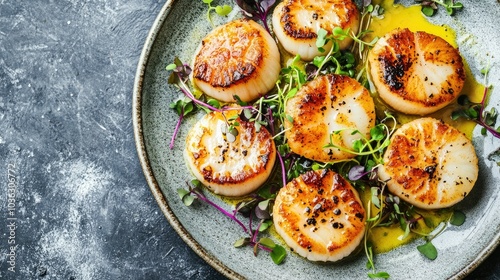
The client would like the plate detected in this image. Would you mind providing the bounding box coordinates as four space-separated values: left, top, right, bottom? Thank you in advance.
133 1 500 279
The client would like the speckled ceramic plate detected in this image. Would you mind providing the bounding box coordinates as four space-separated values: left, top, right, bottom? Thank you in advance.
133 1 500 279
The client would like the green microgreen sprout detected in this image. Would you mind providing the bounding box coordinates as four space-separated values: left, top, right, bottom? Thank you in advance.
178 180 287 264
487 147 500 165
416 0 464 17
415 210 466 260
451 65 500 139
201 0 232 26
311 23 379 84
310 27 358 80
364 197 391 279
166 58 258 148
349 0 383 87
324 112 396 167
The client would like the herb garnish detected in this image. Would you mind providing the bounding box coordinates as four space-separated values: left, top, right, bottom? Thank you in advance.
451 66 500 139
178 180 287 264
415 0 464 16
416 210 466 260
201 0 232 26
234 0 276 34
166 58 258 147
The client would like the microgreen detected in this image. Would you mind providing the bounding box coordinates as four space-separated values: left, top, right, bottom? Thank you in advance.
412 210 466 260
310 24 379 83
488 147 500 165
235 0 276 34
168 0 478 272
324 112 396 167
449 210 466 226
417 241 438 260
364 201 390 278
416 0 464 16
168 97 195 149
308 27 358 79
166 58 261 148
201 0 232 26
178 180 286 264
451 65 500 140
359 167 468 275
348 1 383 87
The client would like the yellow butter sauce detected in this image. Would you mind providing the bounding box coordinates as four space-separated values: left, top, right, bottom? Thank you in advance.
360 187 453 253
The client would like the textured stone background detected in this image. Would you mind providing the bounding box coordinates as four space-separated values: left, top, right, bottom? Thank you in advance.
0 0 498 279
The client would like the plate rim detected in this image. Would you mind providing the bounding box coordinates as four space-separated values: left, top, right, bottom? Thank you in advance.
132 1 500 279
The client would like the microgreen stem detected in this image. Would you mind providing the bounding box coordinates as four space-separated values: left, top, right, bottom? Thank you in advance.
190 188 249 234
235 0 276 34
177 77 221 112
252 219 262 243
452 67 500 140
170 109 184 149
277 151 287 187
477 86 500 138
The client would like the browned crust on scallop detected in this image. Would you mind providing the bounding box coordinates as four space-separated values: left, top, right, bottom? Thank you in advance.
274 169 365 256
279 0 359 40
369 28 465 113
193 19 266 88
380 118 477 208
285 74 375 162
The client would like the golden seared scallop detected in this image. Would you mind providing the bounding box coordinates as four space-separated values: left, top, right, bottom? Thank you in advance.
368 28 466 115
192 19 281 103
273 169 366 262
272 0 360 61
184 109 276 197
378 117 478 209
285 74 376 162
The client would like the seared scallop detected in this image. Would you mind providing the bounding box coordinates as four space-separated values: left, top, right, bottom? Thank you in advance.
192 19 281 103
184 109 276 197
273 169 366 262
285 74 376 162
272 0 360 61
368 28 466 115
377 117 478 209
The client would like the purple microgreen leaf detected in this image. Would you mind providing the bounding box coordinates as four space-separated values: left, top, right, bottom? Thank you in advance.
488 147 500 163
235 0 276 33
348 165 367 181
234 0 256 17
259 0 276 11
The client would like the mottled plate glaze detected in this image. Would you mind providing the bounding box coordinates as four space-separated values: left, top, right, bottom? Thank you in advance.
133 1 500 279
